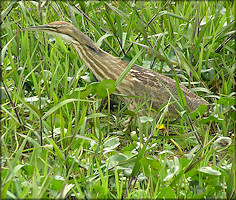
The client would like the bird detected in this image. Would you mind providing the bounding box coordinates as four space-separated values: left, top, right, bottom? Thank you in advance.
21 21 209 118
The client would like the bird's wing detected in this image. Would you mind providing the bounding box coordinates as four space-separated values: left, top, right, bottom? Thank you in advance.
129 65 207 112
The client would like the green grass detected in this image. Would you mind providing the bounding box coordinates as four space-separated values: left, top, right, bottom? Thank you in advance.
1 1 235 199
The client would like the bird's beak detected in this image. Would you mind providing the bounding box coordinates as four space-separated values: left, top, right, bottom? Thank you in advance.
21 24 73 44
21 24 53 32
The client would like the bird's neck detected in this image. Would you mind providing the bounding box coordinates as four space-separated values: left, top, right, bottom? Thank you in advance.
72 43 128 82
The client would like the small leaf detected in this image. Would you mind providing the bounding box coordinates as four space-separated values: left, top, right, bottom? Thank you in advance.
213 137 232 152
205 185 216 197
139 116 153 123
104 137 120 149
108 153 128 169
24 96 39 102
156 187 176 199
229 111 236 121
51 176 64 191
81 73 91 82
124 168 132 177
124 110 136 117
130 131 138 141
137 173 148 182
22 164 35 176
163 156 180 181
158 150 174 155
189 104 208 118
199 166 221 176
200 115 224 124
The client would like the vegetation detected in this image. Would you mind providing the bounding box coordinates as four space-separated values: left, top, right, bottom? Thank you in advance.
1 1 235 199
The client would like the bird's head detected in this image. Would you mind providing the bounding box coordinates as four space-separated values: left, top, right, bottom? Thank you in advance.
21 21 99 51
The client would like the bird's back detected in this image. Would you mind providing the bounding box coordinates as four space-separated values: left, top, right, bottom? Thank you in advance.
118 64 209 117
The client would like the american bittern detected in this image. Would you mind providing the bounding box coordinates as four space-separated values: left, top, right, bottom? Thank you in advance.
22 21 208 117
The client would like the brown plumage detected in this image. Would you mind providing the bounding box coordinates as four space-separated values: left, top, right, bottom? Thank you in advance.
22 21 209 117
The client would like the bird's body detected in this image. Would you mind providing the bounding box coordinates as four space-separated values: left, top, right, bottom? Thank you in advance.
22 21 208 117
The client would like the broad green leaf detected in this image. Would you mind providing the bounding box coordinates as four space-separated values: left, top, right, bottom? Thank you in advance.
96 79 116 98
156 187 176 199
51 176 64 191
189 104 208 118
